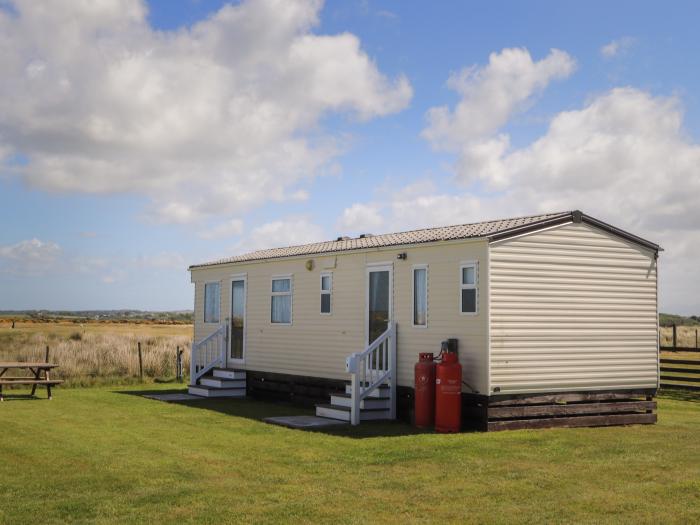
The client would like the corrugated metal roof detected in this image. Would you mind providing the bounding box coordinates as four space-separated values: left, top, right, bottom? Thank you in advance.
190 211 573 269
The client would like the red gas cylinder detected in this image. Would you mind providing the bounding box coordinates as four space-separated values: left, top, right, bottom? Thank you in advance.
414 353 436 428
435 351 462 433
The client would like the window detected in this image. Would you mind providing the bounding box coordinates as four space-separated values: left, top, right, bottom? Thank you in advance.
271 276 292 324
204 282 220 323
460 262 478 314
412 266 428 327
320 273 332 314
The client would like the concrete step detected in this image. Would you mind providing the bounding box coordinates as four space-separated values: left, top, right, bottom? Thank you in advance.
188 385 246 398
212 368 246 380
344 383 390 398
199 377 246 389
315 403 391 422
330 393 390 410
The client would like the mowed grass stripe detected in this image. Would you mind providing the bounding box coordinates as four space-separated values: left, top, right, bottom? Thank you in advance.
1 384 699 524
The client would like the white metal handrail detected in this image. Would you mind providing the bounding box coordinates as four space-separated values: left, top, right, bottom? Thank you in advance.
190 323 227 384
345 322 397 425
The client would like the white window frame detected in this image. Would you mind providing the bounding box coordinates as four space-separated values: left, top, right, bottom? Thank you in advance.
320 271 333 316
411 264 429 328
459 261 479 316
270 274 293 325
203 281 221 324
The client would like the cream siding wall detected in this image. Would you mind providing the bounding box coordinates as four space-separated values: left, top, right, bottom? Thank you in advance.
191 240 490 392
489 222 659 394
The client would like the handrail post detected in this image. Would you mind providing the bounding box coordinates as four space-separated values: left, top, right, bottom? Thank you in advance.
221 321 227 368
389 323 397 420
190 342 196 384
351 370 360 425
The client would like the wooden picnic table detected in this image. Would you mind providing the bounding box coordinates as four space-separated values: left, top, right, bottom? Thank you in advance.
0 362 62 401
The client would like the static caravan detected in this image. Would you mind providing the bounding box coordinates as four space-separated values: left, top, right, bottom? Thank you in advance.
188 211 660 430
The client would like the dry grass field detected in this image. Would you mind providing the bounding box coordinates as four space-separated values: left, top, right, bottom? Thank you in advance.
660 325 700 348
0 320 193 386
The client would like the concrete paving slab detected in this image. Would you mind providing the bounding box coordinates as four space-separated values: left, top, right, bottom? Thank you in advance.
143 393 205 402
264 415 348 429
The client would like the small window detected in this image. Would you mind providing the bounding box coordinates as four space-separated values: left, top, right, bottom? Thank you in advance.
271 277 292 324
460 262 478 314
320 273 332 315
412 266 428 327
204 282 220 323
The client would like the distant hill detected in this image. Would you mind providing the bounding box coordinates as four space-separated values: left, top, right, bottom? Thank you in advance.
0 310 193 324
659 313 700 327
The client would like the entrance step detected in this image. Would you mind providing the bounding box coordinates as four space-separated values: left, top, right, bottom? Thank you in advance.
315 403 391 422
212 368 246 380
330 393 390 410
344 383 390 398
187 384 246 398
199 377 246 389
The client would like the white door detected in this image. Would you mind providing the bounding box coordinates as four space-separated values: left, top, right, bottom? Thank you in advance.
366 265 393 345
229 277 246 366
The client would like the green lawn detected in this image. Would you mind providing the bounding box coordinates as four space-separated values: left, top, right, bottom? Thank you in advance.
1 385 699 524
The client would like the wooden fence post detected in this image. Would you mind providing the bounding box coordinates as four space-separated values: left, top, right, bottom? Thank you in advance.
672 324 677 349
175 346 182 383
696 328 698 349
138 342 143 381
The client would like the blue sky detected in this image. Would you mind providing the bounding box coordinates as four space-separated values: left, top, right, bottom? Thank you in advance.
1 0 699 313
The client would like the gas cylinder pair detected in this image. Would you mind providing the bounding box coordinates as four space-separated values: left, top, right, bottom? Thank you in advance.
414 347 462 432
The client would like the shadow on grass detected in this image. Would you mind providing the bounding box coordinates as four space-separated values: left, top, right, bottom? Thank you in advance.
658 387 700 403
0 393 45 401
117 388 437 439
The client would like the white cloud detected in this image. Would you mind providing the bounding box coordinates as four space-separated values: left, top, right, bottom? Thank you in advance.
337 179 489 234
0 236 188 286
233 216 326 254
0 238 61 275
347 51 700 314
601 37 636 59
132 252 186 271
0 0 412 224
198 219 244 240
72 256 109 275
336 203 383 234
101 275 118 285
422 48 575 150
456 88 700 219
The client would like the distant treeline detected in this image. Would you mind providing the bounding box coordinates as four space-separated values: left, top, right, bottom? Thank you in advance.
1 310 696 327
0 310 194 324
659 313 700 327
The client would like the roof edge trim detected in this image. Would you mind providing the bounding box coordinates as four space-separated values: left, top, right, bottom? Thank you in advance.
487 210 661 252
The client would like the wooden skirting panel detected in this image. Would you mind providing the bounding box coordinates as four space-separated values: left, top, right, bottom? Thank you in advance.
245 370 414 420
488 413 657 431
482 389 657 432
245 370 346 407
245 372 657 431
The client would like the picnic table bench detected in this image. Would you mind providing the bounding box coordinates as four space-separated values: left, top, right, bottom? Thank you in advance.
0 362 62 401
